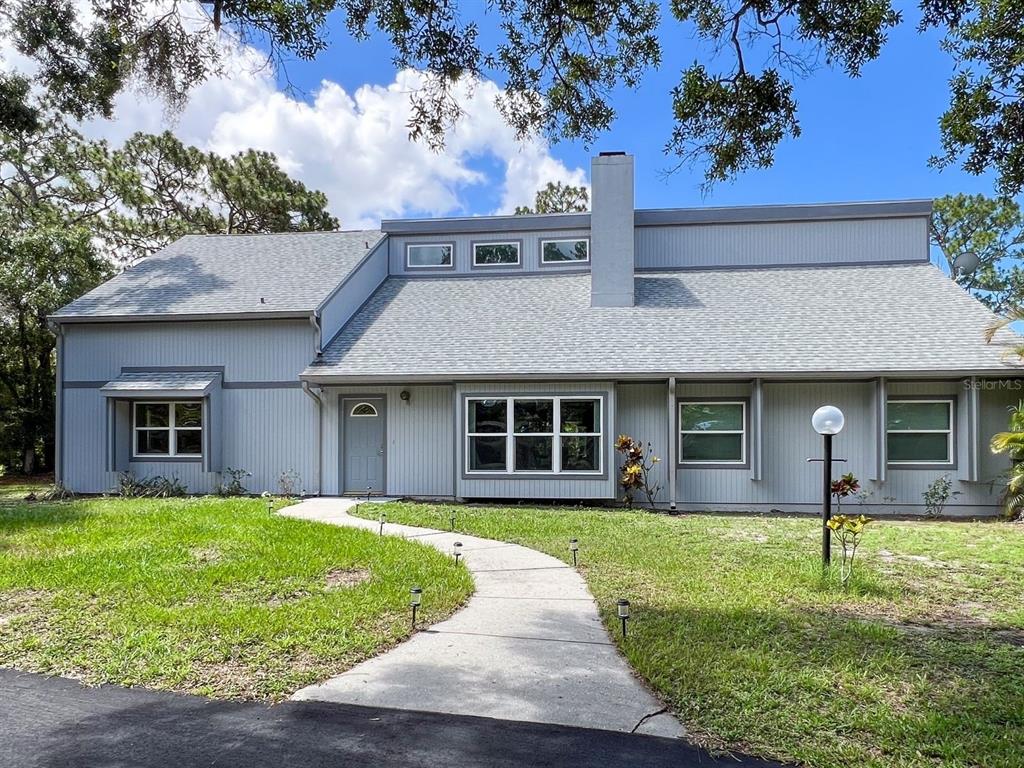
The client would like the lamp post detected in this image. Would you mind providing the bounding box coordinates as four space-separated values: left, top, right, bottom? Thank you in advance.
569 538 579 567
410 586 422 628
811 405 845 568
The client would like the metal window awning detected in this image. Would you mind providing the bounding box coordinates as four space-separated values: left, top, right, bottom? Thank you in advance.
100 371 221 398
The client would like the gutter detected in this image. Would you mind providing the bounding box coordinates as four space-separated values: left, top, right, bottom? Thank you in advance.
301 381 323 496
47 310 316 325
51 322 65 485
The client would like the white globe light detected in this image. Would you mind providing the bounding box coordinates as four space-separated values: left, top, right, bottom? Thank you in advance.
811 405 845 435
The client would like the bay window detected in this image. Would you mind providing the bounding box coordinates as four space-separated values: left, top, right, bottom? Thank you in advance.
466 396 602 474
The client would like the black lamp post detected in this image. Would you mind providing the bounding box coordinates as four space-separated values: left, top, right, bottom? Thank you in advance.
811 405 845 569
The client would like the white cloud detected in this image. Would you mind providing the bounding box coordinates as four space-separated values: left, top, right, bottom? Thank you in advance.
43 16 590 228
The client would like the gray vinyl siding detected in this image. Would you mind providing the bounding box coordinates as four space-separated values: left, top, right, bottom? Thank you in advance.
61 320 317 494
389 230 592 276
635 216 928 270
615 383 670 504
318 237 389 347
320 385 455 497
454 382 617 500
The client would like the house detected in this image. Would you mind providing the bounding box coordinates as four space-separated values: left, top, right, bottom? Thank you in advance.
51 152 1024 515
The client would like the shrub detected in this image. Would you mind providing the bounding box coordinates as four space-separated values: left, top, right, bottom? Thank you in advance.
827 513 873 588
615 435 662 509
278 469 302 497
117 472 187 498
215 467 251 496
36 482 76 501
830 472 860 513
990 401 1024 519
922 474 959 518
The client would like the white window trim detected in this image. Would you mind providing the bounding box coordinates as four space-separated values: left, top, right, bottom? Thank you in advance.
540 237 590 264
472 241 521 267
679 400 747 465
886 398 954 465
406 242 453 269
350 402 379 417
133 400 203 459
465 396 602 475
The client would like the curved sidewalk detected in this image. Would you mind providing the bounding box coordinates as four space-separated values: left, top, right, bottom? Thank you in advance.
280 498 683 738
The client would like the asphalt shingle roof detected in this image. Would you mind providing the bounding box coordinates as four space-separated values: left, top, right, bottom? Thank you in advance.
54 231 384 320
100 371 221 394
306 263 1022 379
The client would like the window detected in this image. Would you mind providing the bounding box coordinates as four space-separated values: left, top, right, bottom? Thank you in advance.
466 396 602 474
134 401 203 458
679 401 746 465
406 243 453 268
541 238 589 263
887 399 953 465
350 402 378 417
473 241 520 266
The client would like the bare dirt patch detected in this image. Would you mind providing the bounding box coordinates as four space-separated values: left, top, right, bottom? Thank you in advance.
0 589 52 627
326 568 371 590
188 546 222 566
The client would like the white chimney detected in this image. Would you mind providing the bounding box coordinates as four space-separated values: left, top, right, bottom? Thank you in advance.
590 152 635 307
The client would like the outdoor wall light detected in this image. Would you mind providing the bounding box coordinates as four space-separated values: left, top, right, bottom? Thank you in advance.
410 586 422 627
811 405 845 568
378 511 387 536
400 390 411 402
453 541 463 564
617 599 631 638
569 538 579 567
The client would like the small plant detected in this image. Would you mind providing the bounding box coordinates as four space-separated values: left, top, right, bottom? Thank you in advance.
117 472 186 498
830 472 860 513
827 514 873 588
278 469 302 497
37 482 76 501
216 467 251 496
990 401 1024 519
922 474 959 518
615 435 662 509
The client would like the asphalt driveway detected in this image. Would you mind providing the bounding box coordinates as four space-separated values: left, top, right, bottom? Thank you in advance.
1 669 784 767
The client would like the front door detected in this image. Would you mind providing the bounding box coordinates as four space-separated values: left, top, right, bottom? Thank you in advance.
343 398 385 495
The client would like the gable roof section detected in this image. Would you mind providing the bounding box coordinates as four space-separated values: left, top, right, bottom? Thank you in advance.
53 230 385 322
305 263 1022 380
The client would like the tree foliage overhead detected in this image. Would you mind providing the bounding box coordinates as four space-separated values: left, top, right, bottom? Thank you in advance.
0 103 337 474
514 181 589 215
931 193 1024 314
2 2 1023 192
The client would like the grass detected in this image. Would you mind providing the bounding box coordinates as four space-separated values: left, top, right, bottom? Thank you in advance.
0 474 52 501
0 496 472 700
354 502 1024 768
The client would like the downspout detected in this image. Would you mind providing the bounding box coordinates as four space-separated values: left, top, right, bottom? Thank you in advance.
302 381 323 496
309 312 322 356
667 376 676 510
51 321 64 486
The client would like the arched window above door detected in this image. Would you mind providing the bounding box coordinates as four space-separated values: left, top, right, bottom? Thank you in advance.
350 402 378 417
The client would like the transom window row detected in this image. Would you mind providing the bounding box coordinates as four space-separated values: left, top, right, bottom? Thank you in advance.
406 238 590 268
466 396 602 474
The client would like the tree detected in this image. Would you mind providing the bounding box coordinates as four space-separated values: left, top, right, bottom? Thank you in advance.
3 2 1023 193
514 181 589 215
0 105 337 473
931 194 1024 313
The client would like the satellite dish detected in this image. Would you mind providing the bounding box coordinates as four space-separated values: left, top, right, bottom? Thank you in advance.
952 251 980 275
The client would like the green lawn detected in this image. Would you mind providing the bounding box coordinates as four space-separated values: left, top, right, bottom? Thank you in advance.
0 496 472 700
0 474 52 501
355 502 1024 768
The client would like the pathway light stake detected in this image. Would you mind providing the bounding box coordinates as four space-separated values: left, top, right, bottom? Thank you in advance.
811 405 845 570
261 491 273 515
450 511 457 531
378 511 387 536
366 485 372 501
617 599 631 638
453 541 463 564
410 586 422 628
569 538 579 567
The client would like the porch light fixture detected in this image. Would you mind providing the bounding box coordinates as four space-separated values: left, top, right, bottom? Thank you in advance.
569 538 579 567
410 586 422 627
617 599 631 638
453 541 463 564
811 405 845 569
378 511 387 536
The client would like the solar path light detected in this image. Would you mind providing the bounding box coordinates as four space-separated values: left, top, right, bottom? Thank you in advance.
617 599 631 638
410 586 422 628
453 541 463 564
569 538 579 567
378 511 387 536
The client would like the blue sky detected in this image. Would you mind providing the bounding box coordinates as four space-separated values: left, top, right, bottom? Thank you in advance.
270 3 999 213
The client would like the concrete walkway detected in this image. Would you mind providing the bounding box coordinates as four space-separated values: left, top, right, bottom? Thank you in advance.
279 498 684 738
